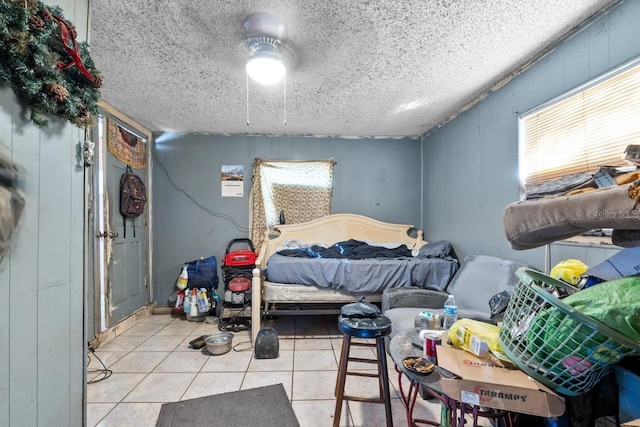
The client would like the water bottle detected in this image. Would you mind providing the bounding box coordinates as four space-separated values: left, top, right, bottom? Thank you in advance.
443 295 458 329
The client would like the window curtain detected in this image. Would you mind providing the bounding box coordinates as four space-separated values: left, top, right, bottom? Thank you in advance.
249 159 335 253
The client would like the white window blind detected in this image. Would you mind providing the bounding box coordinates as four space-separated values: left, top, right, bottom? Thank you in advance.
520 61 640 188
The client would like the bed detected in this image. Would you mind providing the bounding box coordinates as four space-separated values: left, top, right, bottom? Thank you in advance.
250 213 459 342
503 179 640 250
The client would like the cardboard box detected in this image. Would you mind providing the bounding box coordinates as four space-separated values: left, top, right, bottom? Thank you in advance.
622 420 640 427
436 343 565 417
586 247 640 281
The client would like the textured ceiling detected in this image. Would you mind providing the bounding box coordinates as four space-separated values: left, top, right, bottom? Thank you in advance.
89 0 616 138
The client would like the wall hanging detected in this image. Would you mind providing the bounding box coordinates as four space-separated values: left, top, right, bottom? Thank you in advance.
107 119 146 169
0 0 102 127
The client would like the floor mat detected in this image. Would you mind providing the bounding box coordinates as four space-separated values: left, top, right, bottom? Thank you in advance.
155 383 300 427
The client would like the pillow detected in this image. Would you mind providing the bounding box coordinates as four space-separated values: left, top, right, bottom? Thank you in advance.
415 240 458 260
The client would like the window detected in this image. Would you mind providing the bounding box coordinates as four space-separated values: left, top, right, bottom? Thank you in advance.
249 159 335 251
519 60 640 190
259 160 334 227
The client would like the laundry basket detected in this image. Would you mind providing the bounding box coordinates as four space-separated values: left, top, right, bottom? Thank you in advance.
498 268 640 396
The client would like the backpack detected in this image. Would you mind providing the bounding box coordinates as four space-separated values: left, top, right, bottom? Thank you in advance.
120 165 147 237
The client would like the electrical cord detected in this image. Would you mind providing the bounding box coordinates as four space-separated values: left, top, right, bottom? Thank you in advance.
86 346 112 384
223 266 253 281
215 301 253 352
218 313 251 333
218 299 252 333
232 341 253 352
151 147 249 233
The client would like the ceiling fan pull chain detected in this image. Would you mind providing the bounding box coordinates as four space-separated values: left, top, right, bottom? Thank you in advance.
283 72 287 126
246 72 250 126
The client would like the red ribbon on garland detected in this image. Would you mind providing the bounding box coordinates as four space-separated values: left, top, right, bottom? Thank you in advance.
41 8 95 82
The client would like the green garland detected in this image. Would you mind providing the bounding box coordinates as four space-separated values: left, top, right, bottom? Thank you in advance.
0 0 102 127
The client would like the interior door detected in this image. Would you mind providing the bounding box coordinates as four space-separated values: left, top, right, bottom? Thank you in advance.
102 120 149 326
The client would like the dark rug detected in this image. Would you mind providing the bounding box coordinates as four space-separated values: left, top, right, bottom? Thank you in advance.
155 383 300 427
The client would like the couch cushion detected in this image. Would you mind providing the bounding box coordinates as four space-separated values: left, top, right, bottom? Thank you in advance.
445 255 526 315
381 287 449 313
383 255 531 340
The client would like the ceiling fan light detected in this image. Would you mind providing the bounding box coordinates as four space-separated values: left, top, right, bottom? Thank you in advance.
246 54 285 85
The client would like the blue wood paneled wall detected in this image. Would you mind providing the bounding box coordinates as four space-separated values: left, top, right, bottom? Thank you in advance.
421 0 637 269
151 134 421 305
0 1 88 425
0 86 86 425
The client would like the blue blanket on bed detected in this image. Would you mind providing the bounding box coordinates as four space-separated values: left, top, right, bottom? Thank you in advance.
267 240 459 293
277 239 413 259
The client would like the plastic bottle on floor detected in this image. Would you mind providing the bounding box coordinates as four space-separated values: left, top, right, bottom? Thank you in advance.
190 288 199 317
174 290 185 310
197 288 209 313
443 295 458 330
176 265 189 290
183 291 191 314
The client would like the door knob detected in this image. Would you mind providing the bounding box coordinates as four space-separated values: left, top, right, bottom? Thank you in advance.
96 231 119 239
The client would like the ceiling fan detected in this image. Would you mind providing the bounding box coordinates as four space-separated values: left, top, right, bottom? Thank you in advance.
241 12 295 85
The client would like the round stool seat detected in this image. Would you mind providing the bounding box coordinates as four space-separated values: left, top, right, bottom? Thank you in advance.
338 315 392 338
334 314 394 426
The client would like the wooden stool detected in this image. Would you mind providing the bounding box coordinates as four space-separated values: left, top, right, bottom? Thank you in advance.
333 315 393 427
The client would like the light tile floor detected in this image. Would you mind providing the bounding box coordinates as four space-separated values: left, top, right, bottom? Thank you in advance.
86 314 447 427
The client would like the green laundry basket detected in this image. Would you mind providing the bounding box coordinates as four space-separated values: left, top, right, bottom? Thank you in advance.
498 268 640 396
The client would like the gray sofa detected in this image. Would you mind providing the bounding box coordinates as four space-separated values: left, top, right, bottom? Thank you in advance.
382 254 529 339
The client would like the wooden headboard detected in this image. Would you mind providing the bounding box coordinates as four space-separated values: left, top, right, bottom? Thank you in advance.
256 213 426 266
250 213 426 343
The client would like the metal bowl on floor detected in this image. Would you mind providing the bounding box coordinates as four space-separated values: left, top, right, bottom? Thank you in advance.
205 332 234 355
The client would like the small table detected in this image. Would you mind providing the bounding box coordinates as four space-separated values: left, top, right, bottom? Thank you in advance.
389 329 513 427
